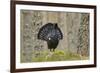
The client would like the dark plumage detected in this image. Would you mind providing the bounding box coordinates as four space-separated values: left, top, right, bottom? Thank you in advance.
37 23 63 52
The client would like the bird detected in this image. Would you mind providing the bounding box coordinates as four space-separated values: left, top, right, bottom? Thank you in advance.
37 23 63 52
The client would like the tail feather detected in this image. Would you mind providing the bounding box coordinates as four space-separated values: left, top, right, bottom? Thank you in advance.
37 23 63 41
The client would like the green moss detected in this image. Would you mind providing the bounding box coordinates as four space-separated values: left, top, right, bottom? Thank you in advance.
31 49 88 62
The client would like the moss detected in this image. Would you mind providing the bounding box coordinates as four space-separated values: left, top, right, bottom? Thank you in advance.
31 49 88 62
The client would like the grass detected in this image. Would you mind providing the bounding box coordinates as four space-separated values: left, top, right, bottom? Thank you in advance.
31 49 89 62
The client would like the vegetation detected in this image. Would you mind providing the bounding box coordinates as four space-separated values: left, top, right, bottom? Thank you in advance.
31 49 88 62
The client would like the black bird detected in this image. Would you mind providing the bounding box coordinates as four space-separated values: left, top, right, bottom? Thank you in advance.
37 23 63 52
